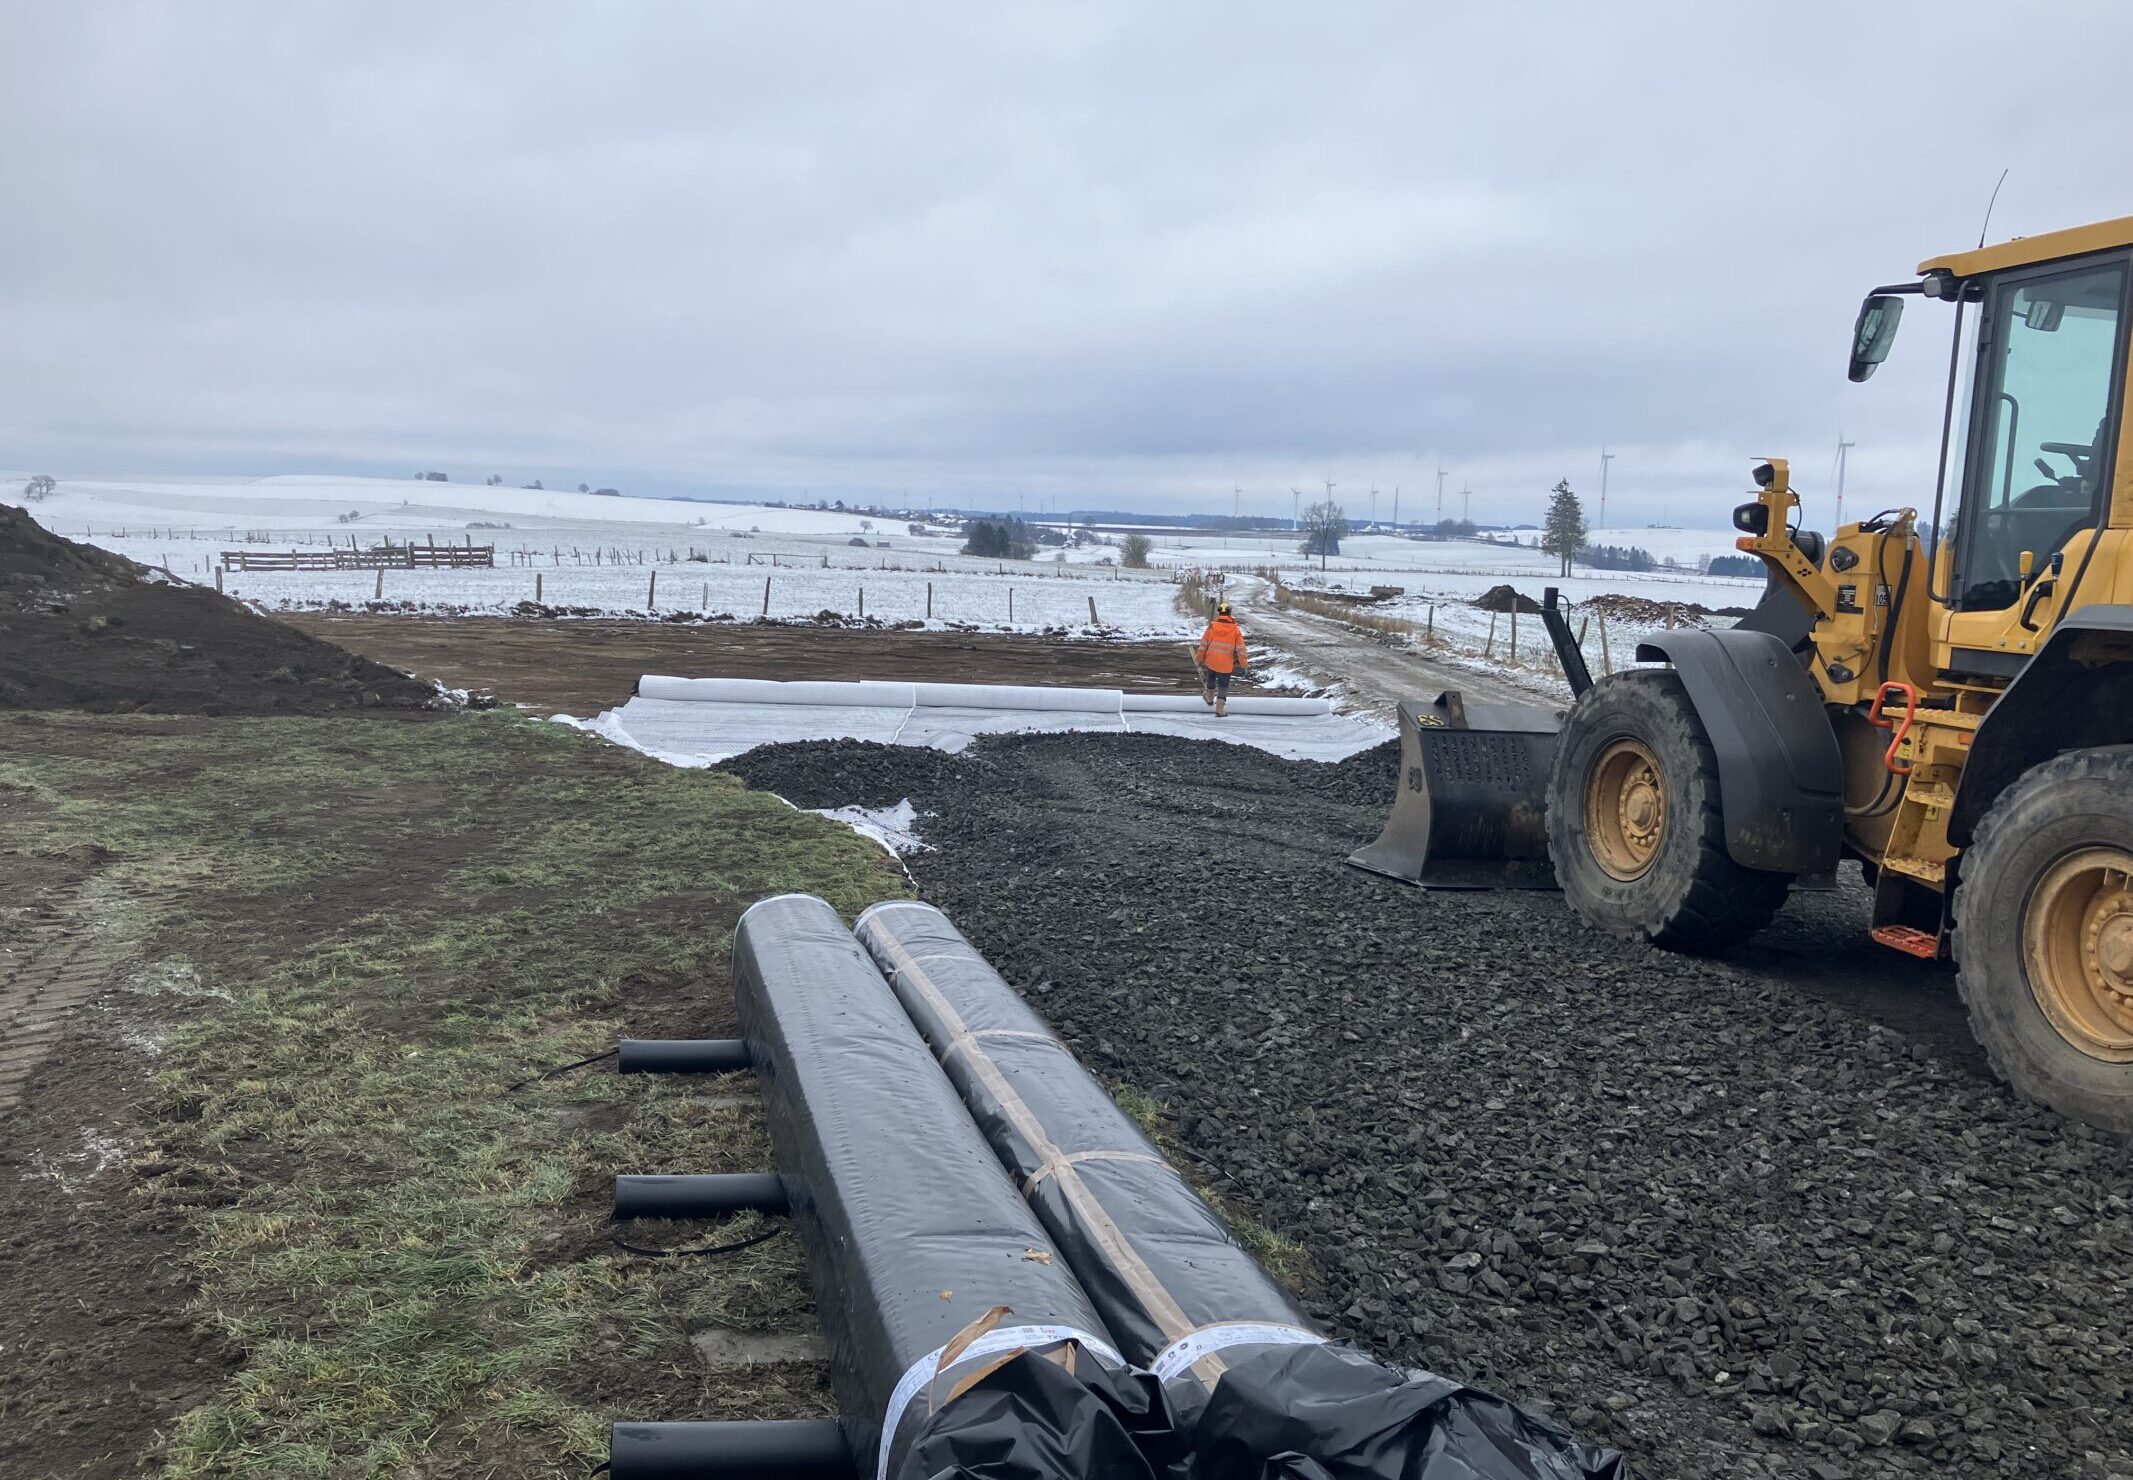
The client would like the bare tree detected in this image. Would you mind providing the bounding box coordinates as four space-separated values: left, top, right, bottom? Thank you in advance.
1299 500 1349 571
1121 532 1154 568
23 474 56 502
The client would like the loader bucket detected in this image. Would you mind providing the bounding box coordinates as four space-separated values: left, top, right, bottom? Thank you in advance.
1348 691 1563 889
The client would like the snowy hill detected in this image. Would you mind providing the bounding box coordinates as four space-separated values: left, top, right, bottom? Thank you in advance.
0 472 899 539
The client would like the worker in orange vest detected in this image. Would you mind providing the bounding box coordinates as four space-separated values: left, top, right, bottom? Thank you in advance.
1194 599 1250 716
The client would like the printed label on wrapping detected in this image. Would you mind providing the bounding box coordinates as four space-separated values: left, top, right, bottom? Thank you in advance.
1148 1321 1325 1384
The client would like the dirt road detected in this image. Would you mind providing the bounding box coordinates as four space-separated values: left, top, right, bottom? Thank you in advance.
1237 580 1544 718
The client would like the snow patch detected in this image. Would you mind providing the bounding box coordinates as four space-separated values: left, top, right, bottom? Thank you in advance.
810 799 927 856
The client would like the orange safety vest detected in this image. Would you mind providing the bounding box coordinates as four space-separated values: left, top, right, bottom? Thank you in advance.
1196 614 1248 674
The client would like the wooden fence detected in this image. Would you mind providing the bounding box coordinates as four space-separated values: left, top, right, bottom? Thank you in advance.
220 545 495 572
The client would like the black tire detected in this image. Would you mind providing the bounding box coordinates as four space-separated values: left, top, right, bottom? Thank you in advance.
1955 745 2133 1133
1545 669 1791 952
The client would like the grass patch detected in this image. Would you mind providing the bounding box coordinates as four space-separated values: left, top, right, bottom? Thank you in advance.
0 711 904 1477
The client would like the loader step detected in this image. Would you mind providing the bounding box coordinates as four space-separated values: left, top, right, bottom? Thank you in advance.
1870 924 1941 959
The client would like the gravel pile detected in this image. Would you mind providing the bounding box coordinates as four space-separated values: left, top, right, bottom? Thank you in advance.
721 733 2133 1480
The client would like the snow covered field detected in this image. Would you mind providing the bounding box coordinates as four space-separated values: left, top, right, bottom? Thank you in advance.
5 473 1193 635
3 473 1769 666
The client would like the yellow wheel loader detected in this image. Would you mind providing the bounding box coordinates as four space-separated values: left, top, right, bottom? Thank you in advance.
1355 214 2133 1131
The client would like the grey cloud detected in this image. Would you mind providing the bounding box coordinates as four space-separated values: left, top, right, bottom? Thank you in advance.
4 2 2130 528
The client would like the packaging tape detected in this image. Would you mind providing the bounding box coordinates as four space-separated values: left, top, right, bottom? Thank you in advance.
876 1324 1124 1480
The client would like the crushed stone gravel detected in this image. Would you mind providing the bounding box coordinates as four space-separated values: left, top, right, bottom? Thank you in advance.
720 731 2133 1480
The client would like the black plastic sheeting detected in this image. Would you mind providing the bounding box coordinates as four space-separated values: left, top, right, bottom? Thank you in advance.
724 894 1132 1480
854 899 1307 1370
854 899 1628 1480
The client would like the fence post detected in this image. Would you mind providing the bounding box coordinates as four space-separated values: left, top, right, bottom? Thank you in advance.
648 570 657 610
1485 610 1497 658
762 575 772 617
1509 605 1518 663
926 581 933 619
535 572 543 603
1666 603 1677 629
1598 611 1613 675
214 567 223 594
858 585 865 620
1008 587 1014 622
702 580 709 611
1088 595 1099 625
1426 605 1434 642
374 567 384 601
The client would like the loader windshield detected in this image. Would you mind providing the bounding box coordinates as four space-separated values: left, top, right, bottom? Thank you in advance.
1953 256 2129 610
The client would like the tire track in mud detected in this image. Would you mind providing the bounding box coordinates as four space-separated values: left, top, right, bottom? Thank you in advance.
0 883 116 1110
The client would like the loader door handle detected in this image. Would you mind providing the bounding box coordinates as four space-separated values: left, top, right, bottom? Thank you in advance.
2018 576 2055 632
1867 681 1918 777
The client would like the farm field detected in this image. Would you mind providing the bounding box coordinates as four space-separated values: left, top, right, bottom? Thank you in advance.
7 473 1779 702
278 615 1224 715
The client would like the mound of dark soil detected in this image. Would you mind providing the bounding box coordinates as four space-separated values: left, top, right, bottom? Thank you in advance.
1472 584 1543 614
0 505 439 714
721 730 2133 1479
1581 592 1714 626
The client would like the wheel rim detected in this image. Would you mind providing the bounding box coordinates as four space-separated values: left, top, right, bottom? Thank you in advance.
1586 738 1667 881
2023 847 2133 1062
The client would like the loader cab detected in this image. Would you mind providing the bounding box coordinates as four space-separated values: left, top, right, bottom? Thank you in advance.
1948 258 2127 633
1861 219 2133 680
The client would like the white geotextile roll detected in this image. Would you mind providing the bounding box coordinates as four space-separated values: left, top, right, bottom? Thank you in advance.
634 675 1331 718
636 676 918 708
909 682 1125 714
1122 693 1333 716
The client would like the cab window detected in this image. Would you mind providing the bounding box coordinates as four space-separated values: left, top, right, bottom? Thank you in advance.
1956 257 2127 610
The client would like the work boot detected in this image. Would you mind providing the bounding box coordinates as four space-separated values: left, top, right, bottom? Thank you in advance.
1215 696 1228 718
1202 686 1214 707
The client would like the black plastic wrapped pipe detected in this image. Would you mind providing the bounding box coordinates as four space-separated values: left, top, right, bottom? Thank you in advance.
721 894 1141 1480
854 900 1629 1480
854 898 1310 1378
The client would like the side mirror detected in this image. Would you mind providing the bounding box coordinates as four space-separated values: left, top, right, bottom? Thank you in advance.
1848 294 1904 382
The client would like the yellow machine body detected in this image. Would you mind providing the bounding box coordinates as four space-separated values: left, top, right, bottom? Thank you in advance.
1734 214 2133 955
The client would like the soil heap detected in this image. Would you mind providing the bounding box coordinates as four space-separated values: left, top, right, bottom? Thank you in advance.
0 505 438 714
1581 592 1714 626
1472 583 1544 614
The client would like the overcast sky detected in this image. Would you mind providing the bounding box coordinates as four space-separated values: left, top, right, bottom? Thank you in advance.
5 4 2129 527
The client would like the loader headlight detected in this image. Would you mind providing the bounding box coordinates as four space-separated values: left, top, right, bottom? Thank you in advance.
1752 461 1776 489
1733 501 1770 535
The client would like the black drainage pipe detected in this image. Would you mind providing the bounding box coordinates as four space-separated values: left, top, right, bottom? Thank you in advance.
654 892 1118 1480
613 1172 787 1220
609 1418 853 1480
618 1037 751 1075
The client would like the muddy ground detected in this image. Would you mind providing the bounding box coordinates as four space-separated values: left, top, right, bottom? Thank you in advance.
722 734 2133 1480
281 614 1230 714
0 713 898 1476
0 506 437 714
